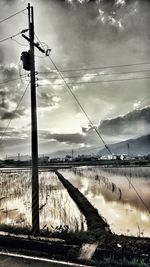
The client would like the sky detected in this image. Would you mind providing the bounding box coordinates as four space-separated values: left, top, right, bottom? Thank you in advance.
0 0 150 158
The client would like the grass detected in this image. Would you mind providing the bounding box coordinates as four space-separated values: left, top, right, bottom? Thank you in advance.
0 223 93 244
95 257 150 267
0 224 149 267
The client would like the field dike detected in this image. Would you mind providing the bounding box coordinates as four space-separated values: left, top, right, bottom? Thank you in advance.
55 170 110 233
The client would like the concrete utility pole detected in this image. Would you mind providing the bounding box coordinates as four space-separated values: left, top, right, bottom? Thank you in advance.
21 3 51 235
127 143 130 156
28 3 39 235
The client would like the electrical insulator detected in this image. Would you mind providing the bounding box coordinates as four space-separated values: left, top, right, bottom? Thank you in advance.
21 51 31 71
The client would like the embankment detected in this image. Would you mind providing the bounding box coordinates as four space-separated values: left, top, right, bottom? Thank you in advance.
55 170 110 233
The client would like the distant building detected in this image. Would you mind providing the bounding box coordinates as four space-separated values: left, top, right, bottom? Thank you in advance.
38 156 49 164
4 159 15 164
49 157 63 163
65 155 72 162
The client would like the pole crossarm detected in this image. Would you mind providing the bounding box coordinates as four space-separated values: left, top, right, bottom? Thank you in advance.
22 33 51 55
22 33 45 53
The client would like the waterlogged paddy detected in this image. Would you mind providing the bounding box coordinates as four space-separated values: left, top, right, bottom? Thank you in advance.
0 167 149 237
0 170 85 232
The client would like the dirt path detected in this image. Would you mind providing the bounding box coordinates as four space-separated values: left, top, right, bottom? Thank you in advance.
55 170 110 233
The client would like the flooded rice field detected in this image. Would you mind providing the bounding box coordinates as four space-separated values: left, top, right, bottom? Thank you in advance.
0 166 149 237
0 170 85 232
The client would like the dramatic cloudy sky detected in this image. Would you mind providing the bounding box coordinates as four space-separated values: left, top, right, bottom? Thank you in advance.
0 0 150 158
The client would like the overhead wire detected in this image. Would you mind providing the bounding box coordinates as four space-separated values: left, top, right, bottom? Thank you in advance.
0 7 29 142
34 33 47 58
34 33 48 51
0 31 23 44
44 57 150 215
0 82 30 144
28 33 150 215
47 56 112 155
38 61 150 75
18 59 30 85
0 75 28 87
38 68 150 80
68 76 150 85
38 75 150 86
34 31 112 153
124 175 150 215
11 37 28 47
0 8 27 25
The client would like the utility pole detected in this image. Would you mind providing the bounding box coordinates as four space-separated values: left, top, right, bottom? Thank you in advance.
28 3 39 235
71 149 74 160
21 3 51 235
127 143 130 157
18 153 20 162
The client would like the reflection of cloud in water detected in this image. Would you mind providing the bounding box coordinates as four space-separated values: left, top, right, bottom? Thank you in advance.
62 167 150 237
66 167 150 212
0 168 149 237
101 168 150 212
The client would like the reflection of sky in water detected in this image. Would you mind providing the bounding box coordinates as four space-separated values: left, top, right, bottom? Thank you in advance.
61 167 150 237
0 167 149 237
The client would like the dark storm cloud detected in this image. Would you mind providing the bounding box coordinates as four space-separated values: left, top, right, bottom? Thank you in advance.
0 63 27 121
0 91 9 109
40 131 87 144
43 0 150 65
37 0 150 114
1 0 150 154
1 108 25 120
0 64 18 80
99 107 150 137
0 64 16 74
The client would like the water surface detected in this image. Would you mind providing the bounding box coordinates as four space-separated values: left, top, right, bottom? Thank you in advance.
0 167 149 237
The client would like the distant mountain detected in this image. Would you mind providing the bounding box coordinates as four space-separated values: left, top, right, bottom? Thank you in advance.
48 135 150 157
98 135 150 156
99 107 150 138
5 135 150 161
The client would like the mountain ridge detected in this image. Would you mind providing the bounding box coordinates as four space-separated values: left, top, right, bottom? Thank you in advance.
98 134 150 156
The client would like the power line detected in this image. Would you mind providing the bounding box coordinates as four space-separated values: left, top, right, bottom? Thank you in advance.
68 75 150 85
42 59 150 214
125 175 150 215
0 82 30 144
38 69 150 80
11 37 28 47
34 33 48 51
34 34 149 215
0 8 27 25
0 31 23 44
47 56 112 155
0 75 28 87
34 34 47 58
38 61 150 75
38 75 150 86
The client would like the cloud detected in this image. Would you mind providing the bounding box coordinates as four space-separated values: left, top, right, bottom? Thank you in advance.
0 0 150 155
99 107 150 139
0 64 18 79
40 131 87 145
37 91 61 108
1 108 25 120
0 62 29 123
